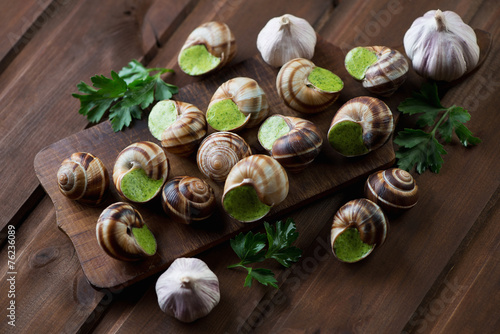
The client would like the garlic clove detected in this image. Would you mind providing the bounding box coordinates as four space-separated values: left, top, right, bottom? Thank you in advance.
156 257 220 323
257 14 317 67
403 9 480 82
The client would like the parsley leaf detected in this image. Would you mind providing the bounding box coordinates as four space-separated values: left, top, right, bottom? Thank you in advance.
72 60 178 132
244 268 278 288
395 82 481 174
264 219 302 267
228 218 302 288
229 231 267 265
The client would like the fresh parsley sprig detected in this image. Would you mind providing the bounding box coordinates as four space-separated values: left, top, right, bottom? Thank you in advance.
72 60 178 132
228 218 302 288
394 82 481 174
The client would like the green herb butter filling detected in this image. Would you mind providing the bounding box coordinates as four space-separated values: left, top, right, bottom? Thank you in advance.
328 120 368 156
148 100 178 140
223 185 271 222
258 116 291 150
179 44 221 76
206 99 247 131
120 168 164 202
345 47 378 80
334 228 374 262
132 225 157 255
308 67 344 92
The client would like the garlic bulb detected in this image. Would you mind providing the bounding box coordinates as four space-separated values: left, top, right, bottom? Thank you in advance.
404 9 480 82
257 14 316 67
156 257 220 323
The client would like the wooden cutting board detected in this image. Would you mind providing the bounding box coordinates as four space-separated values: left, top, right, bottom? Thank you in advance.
34 38 400 289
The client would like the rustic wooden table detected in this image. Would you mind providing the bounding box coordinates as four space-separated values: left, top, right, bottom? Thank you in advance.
1 0 499 333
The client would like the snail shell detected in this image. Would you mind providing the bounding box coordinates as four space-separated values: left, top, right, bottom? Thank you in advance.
331 198 388 263
57 152 109 205
357 46 409 97
258 115 323 172
196 132 252 183
161 176 216 224
364 168 418 214
223 154 289 222
276 58 343 114
178 21 236 76
207 77 269 131
157 101 207 156
328 96 394 157
96 202 157 261
113 141 169 203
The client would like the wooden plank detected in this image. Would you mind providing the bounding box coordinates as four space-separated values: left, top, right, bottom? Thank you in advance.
34 37 399 289
0 0 55 70
403 190 500 334
0 0 194 230
0 196 104 333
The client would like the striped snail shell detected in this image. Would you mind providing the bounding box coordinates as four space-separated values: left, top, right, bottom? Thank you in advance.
196 132 252 183
328 96 394 157
161 176 216 224
57 152 109 205
206 77 269 131
331 198 388 263
276 58 343 114
113 141 169 203
96 202 157 261
151 100 207 156
223 155 289 223
178 21 236 76
365 168 418 214
345 46 409 97
258 115 322 172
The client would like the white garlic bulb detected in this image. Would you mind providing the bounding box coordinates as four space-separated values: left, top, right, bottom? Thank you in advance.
155 257 220 323
403 9 480 82
257 14 317 67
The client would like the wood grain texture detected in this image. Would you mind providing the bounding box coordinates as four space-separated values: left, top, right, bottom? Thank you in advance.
34 38 397 289
0 0 55 69
0 0 195 230
0 197 104 334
